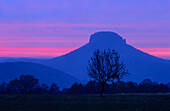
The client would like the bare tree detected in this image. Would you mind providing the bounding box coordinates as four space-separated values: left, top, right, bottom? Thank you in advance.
87 49 128 96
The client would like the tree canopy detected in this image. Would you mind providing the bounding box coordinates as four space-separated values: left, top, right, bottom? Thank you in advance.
87 49 128 96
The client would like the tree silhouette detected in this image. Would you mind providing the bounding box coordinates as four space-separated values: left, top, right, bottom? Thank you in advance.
6 75 39 94
0 82 7 94
87 49 128 96
19 75 39 93
50 83 59 94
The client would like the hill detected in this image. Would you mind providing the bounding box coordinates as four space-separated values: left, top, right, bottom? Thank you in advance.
0 62 78 88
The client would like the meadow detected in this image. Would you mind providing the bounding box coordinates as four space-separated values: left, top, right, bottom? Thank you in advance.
0 93 169 111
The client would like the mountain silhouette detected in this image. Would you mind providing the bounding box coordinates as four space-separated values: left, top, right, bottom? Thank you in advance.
1 31 170 84
0 62 78 88
45 31 170 83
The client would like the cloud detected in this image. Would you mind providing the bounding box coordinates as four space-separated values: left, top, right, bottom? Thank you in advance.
0 0 170 24
0 47 76 57
137 48 170 58
0 0 170 59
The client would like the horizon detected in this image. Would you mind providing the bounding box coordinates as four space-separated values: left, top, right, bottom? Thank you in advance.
0 1 170 110
0 0 170 60
0 33 170 60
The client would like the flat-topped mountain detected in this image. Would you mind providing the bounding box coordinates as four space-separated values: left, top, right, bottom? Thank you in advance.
47 31 170 83
1 31 170 84
89 32 126 44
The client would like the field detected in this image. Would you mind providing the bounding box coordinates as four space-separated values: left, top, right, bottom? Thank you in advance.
0 94 169 111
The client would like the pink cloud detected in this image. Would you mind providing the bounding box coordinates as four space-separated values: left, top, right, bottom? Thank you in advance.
137 48 170 57
0 23 169 59
0 47 76 57
0 39 87 43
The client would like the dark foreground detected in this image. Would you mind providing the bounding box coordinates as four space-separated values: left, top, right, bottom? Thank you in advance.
0 94 169 111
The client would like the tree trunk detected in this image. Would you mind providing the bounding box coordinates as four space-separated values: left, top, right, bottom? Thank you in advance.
100 84 105 97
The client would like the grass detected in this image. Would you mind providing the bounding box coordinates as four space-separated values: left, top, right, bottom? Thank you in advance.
0 93 169 111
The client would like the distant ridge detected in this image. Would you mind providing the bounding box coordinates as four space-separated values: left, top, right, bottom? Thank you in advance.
0 62 78 88
1 31 170 84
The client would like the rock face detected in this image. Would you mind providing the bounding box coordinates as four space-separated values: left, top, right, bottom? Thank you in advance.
46 31 170 83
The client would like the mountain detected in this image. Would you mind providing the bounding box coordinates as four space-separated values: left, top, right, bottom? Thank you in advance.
0 57 47 63
0 57 16 61
0 62 78 88
45 31 170 83
1 31 170 83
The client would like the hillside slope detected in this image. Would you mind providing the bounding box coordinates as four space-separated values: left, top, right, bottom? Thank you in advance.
46 32 170 83
1 32 169 83
0 62 78 88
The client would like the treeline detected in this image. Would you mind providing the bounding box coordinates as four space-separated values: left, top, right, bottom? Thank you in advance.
64 80 169 94
0 75 169 94
0 75 59 94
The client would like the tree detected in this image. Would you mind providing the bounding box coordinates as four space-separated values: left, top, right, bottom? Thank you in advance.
50 83 60 94
6 75 39 94
84 81 100 94
68 82 84 94
19 75 39 93
6 78 22 94
0 82 7 94
87 49 128 96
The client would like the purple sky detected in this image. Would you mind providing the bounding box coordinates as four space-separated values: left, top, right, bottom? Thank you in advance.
0 0 170 59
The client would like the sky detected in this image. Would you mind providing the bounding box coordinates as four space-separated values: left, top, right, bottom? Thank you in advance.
0 0 170 59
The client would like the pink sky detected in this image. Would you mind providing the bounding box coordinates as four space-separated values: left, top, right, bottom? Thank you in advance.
0 0 170 59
